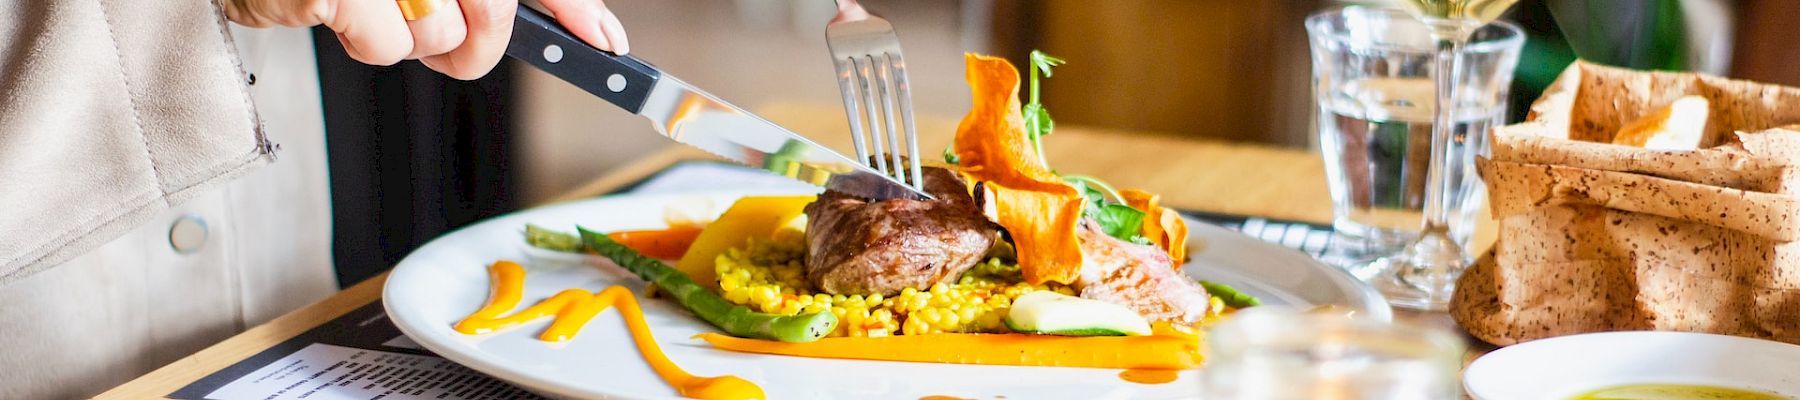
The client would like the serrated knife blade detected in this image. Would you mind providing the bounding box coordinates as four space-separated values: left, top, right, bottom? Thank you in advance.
505 5 929 201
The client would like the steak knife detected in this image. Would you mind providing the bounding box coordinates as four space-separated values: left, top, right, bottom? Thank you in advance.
505 5 930 201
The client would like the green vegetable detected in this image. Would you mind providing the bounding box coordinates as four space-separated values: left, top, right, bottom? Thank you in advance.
1002 291 1151 336
1022 50 1066 167
576 226 838 342
1008 51 1153 244
1091 203 1146 241
525 224 582 252
1065 176 1147 242
762 140 811 177
1200 280 1261 308
1127 235 1154 246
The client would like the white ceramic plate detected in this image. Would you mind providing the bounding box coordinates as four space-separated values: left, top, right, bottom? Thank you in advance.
384 189 1389 399
1465 331 1800 399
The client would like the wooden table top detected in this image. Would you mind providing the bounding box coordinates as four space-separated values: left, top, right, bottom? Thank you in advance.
100 102 1495 399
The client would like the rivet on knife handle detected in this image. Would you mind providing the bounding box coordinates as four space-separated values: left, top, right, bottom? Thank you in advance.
506 5 661 114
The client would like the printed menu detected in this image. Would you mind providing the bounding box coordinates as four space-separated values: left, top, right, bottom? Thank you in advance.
169 303 544 400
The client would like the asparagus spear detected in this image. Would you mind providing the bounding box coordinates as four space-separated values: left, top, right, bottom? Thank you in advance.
525 224 583 252
1199 280 1261 308
576 226 838 342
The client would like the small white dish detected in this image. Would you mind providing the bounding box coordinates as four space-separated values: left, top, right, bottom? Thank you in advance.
1464 331 1800 399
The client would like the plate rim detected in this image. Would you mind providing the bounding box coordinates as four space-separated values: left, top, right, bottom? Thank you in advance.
382 188 1390 399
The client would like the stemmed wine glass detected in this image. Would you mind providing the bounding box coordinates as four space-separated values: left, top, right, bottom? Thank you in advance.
1366 0 1521 311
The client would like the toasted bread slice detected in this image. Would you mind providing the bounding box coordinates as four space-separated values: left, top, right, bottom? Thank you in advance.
1612 95 1709 150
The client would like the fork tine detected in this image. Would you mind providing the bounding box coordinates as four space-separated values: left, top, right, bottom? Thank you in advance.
834 59 871 163
884 52 924 188
871 54 907 186
827 2 929 197
852 55 889 175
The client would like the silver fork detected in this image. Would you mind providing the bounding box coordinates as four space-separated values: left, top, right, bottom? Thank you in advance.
826 0 925 192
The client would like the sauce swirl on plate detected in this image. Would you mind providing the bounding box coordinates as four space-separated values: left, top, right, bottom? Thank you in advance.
455 261 764 400
1118 368 1179 384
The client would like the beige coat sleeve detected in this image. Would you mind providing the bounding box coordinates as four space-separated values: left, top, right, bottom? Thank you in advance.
0 2 337 399
0 0 271 280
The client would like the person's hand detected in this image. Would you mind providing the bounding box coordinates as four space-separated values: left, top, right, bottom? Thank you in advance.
224 0 630 80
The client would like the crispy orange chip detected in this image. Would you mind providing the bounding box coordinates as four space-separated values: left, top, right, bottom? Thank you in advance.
1121 189 1189 264
952 54 1086 284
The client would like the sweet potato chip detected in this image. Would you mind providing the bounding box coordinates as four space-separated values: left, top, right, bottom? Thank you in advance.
953 54 1086 284
1121 189 1189 264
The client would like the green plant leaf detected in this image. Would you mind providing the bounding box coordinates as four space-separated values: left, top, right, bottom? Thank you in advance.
1029 50 1067 79
1128 235 1153 246
1091 203 1146 241
1024 105 1055 138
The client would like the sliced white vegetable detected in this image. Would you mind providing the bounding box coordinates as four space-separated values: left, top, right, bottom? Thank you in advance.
1006 291 1152 336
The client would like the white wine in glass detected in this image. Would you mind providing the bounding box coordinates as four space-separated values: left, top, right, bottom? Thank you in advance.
1365 0 1519 311
1401 0 1520 26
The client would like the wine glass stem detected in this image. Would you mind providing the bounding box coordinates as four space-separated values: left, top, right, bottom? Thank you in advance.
1421 37 1467 236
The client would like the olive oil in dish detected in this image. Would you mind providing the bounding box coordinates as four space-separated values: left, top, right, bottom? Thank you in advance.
1569 383 1792 400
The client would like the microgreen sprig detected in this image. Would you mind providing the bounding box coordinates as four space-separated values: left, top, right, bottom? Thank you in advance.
1023 50 1066 168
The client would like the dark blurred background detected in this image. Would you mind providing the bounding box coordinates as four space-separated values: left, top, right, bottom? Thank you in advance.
315 0 1800 285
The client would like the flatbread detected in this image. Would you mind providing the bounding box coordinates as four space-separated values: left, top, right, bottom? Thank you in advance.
1452 61 1800 346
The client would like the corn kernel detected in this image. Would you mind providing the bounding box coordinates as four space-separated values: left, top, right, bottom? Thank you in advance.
713 233 1069 337
930 283 949 295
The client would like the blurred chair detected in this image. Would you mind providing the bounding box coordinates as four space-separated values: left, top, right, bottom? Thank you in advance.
1732 0 1800 86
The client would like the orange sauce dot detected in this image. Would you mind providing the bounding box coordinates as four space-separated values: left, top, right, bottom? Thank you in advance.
1118 368 1179 384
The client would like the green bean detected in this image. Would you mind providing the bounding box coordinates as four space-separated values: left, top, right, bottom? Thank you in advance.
1199 280 1262 308
524 224 582 252
577 226 837 342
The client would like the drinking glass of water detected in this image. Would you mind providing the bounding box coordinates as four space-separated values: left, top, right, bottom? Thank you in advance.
1200 309 1466 400
1304 6 1523 276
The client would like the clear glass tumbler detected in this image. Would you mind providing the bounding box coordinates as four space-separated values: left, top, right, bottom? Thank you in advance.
1200 309 1466 400
1305 6 1524 276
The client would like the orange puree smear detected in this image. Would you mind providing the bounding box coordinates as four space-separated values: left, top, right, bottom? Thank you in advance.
918 396 973 400
454 261 764 400
1118 368 1179 384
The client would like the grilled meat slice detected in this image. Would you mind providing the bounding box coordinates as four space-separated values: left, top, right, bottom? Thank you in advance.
1075 223 1210 323
803 167 1002 295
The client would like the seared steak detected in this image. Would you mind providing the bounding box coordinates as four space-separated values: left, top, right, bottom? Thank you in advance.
1075 223 1210 323
803 167 1001 295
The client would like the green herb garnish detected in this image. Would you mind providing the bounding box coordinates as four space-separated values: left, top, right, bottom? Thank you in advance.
1023 50 1066 168
1063 174 1144 242
1017 52 1151 243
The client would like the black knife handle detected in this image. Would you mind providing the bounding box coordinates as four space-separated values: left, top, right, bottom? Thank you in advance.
507 5 661 113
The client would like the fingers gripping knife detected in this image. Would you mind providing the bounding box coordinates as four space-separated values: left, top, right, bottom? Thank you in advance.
457 4 931 200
